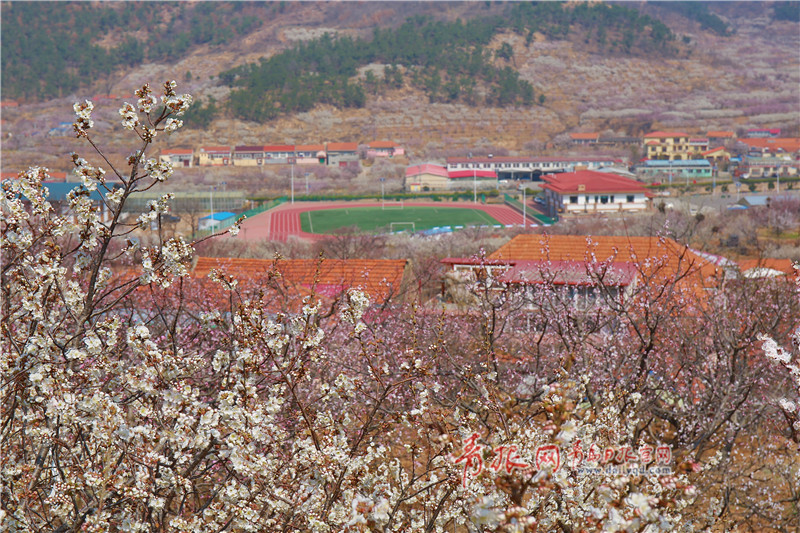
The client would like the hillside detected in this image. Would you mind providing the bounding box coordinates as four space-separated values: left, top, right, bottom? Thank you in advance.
1 1 798 177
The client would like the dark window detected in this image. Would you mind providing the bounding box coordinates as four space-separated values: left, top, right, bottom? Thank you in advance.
627 195 635 203
569 196 578 204
600 196 609 204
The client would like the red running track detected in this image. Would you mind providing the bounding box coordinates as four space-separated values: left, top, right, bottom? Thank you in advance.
236 201 536 242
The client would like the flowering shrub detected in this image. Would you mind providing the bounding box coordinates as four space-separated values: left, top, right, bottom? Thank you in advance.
2 84 799 531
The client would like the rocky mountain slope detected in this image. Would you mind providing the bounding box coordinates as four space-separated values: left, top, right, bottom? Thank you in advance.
2 2 798 178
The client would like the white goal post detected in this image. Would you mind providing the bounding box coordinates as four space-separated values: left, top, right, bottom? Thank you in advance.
382 200 404 210
389 222 415 233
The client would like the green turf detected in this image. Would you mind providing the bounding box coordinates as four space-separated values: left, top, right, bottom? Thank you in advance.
300 206 502 234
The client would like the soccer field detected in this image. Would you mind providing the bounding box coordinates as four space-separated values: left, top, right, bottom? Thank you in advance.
299 206 502 234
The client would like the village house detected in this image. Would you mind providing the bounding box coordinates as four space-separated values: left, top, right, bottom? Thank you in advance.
326 142 359 167
740 155 799 178
569 132 600 145
736 137 800 157
404 163 497 192
596 135 641 146
636 159 713 181
367 141 405 158
295 144 326 164
197 146 232 166
442 234 719 310
192 257 412 306
159 148 194 168
198 211 238 231
643 131 692 160
744 128 781 138
706 131 736 146
701 147 732 169
539 170 651 217
232 145 265 166
687 138 710 158
263 145 295 164
446 156 620 181
737 258 798 280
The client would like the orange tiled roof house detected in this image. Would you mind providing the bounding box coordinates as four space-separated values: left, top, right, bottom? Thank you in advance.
442 234 720 310
191 257 412 311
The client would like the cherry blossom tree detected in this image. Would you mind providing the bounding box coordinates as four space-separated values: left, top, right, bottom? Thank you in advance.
3 83 798 532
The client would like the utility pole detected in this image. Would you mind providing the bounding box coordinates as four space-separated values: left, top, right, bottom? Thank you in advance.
380 177 386 202
305 172 310 195
712 170 716 195
290 160 295 204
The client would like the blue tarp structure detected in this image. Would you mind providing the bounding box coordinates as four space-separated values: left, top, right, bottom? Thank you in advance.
200 211 237 222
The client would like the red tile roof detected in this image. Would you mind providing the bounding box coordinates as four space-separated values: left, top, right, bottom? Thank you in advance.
193 257 408 302
540 170 649 195
46 171 67 181
707 131 735 138
644 131 689 138
569 132 600 140
406 164 448 178
487 234 719 296
702 147 728 156
263 145 295 152
235 145 264 152
738 259 798 279
295 144 325 152
738 138 800 153
326 142 358 152
2 171 66 180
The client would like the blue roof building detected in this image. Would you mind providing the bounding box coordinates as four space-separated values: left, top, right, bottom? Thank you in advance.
636 159 712 179
199 211 238 230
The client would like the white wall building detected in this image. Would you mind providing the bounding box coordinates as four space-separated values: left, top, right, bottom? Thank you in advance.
540 170 651 217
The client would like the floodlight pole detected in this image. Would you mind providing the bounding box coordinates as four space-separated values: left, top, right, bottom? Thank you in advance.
291 162 295 204
523 187 526 229
305 172 310 195
470 152 476 203
209 186 216 231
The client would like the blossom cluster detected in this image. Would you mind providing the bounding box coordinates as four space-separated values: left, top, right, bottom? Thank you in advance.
4 83 797 533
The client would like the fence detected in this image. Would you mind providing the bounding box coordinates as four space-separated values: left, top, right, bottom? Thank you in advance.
192 196 287 240
504 194 555 225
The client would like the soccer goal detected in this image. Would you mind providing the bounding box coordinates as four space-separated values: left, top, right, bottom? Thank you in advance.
390 222 415 233
382 200 404 210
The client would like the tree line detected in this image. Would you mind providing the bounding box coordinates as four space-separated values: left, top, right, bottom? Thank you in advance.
4 2 685 115
224 3 681 122
1 2 265 100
